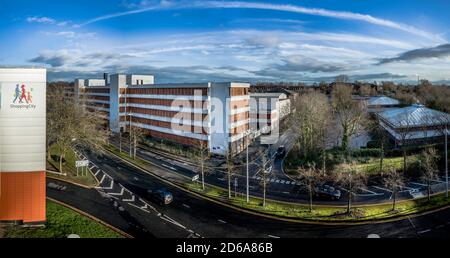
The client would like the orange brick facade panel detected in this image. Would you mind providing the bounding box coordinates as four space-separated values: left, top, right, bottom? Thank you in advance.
121 117 208 134
141 128 208 146
230 111 249 123
229 99 249 110
230 87 249 96
120 98 207 108
0 172 46 223
80 88 110 94
120 107 208 121
84 95 110 101
230 123 249 135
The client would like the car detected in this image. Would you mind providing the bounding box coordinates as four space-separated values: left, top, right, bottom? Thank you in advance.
313 185 341 200
147 188 173 205
47 182 67 191
275 145 286 158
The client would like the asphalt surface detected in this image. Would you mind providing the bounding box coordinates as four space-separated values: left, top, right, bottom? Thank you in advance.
48 149 450 238
111 129 449 206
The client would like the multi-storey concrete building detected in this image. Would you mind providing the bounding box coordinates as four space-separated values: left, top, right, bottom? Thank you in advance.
250 92 291 134
72 74 250 155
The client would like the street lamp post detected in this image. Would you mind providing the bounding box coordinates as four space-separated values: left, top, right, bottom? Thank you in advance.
246 130 250 203
129 111 132 157
445 124 448 198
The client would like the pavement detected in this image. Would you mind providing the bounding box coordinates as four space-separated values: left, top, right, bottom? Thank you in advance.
48 149 450 238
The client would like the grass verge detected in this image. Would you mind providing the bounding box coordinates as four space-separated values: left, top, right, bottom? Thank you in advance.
5 200 123 238
105 143 450 222
185 182 450 222
47 144 97 187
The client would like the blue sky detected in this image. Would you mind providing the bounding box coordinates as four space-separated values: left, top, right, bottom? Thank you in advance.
1 0 450 83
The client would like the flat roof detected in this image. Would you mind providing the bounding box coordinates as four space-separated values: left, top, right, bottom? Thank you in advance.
128 82 250 89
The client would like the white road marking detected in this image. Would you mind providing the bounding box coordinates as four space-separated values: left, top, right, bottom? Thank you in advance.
372 186 392 192
108 187 124 196
122 195 135 202
280 180 285 184
268 235 280 238
127 203 151 213
218 219 227 224
103 179 114 190
94 169 101 176
417 229 431 234
282 191 290 194
99 174 106 184
410 182 428 187
182 204 191 209
162 163 177 171
359 188 378 195
275 179 280 183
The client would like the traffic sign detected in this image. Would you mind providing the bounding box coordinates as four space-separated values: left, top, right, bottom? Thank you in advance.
75 160 89 167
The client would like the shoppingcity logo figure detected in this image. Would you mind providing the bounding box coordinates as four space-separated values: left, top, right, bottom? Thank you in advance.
13 84 33 104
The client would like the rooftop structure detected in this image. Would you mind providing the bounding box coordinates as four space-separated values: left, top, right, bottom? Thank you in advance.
378 104 450 145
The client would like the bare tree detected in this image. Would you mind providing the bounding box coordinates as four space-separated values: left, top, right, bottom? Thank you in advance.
396 112 414 173
335 74 349 83
225 150 235 199
296 163 325 212
419 147 440 201
291 92 331 163
130 126 146 159
197 140 210 191
383 167 405 211
47 85 110 174
331 84 367 152
259 150 272 207
334 162 367 214
372 110 389 173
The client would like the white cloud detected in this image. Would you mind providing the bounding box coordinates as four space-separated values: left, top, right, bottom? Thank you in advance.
27 16 56 24
76 0 445 43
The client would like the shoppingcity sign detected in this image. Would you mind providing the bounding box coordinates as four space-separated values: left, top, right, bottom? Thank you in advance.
10 83 36 109
0 82 43 113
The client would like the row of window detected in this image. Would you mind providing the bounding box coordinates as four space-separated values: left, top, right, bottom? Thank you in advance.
120 88 208 95
119 107 208 121
119 98 207 107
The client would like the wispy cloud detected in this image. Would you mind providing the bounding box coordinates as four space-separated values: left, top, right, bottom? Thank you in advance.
27 16 56 24
76 0 444 43
377 43 450 64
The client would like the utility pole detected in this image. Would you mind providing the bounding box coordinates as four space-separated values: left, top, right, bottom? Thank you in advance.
446 124 448 198
246 130 250 203
129 111 132 157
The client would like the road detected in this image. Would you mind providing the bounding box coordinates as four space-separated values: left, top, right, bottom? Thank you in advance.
48 149 450 238
111 129 449 207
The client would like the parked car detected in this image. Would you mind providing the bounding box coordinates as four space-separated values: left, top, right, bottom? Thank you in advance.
313 185 341 200
47 182 67 191
147 188 173 205
276 145 286 158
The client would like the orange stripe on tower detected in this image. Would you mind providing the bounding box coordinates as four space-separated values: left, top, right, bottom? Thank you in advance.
0 171 46 223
